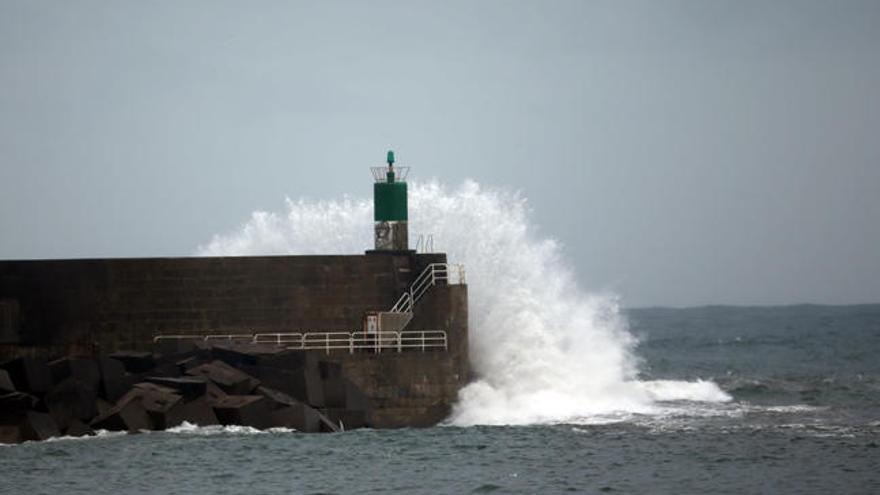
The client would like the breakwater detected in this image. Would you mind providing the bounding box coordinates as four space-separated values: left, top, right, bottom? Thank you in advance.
0 252 469 432
1 343 369 443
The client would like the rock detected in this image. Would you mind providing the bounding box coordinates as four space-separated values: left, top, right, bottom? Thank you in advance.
90 393 153 432
322 408 368 430
109 351 156 374
138 362 180 379
0 369 16 393
0 391 38 413
133 381 182 396
115 386 181 414
152 347 210 370
256 386 299 408
43 378 99 429
254 385 340 432
318 412 342 433
64 419 94 437
97 355 128 402
210 343 261 367
0 345 378 436
320 422 341 433
139 390 183 415
213 395 272 429
48 358 69 384
0 424 22 444
95 398 114 416
162 396 219 428
239 364 324 407
1 357 52 396
269 405 325 433
204 381 228 405
48 357 100 389
21 411 61 441
186 360 260 395
152 338 198 356
175 355 209 374
136 387 185 430
144 376 208 401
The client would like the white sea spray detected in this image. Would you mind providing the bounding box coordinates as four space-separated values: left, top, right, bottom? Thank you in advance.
198 180 731 426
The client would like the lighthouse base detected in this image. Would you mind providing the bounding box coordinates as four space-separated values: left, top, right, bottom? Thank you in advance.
374 221 408 251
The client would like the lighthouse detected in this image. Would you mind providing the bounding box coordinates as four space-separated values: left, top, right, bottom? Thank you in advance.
372 150 409 251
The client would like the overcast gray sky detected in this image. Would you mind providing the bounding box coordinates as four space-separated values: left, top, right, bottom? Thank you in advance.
1 0 878 307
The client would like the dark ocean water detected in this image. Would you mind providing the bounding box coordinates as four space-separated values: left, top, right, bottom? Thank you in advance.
3 304 879 494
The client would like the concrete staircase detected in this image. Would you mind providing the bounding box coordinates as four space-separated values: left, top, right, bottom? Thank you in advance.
381 263 462 333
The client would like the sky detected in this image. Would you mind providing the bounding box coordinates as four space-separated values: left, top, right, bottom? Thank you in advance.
1 0 878 307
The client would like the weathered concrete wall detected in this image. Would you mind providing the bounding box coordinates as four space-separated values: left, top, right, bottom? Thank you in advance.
330 352 463 428
0 254 420 352
326 284 469 427
0 253 469 427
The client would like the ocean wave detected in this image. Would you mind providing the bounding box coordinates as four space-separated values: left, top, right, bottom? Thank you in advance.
200 180 735 427
717 374 880 404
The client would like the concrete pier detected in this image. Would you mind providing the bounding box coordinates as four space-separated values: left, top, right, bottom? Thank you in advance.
0 252 469 428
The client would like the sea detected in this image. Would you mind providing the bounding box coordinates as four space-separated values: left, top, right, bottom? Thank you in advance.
2 304 878 494
3 183 878 493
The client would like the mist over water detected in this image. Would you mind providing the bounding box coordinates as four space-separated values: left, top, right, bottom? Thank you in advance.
198 180 730 425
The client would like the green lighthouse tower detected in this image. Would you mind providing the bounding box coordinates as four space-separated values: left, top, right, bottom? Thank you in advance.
372 150 409 251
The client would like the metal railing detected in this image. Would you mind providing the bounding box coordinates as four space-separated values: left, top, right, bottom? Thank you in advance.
389 262 465 315
415 234 434 253
302 332 352 353
204 334 253 342
400 330 449 352
370 166 410 182
153 330 448 355
253 332 304 345
154 334 212 342
153 263 462 354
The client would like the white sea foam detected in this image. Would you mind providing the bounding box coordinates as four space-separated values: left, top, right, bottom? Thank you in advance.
760 405 824 414
0 429 128 447
198 180 731 426
44 429 128 442
165 421 296 435
638 380 733 403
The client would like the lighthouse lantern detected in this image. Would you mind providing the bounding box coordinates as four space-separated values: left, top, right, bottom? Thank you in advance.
371 150 409 251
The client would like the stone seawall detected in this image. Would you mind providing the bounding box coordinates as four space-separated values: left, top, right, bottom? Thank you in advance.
0 253 468 427
327 283 469 427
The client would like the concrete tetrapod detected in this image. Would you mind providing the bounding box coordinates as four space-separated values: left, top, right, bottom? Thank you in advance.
0 345 377 443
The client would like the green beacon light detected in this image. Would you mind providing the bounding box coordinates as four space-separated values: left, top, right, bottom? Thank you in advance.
386 150 396 183
373 149 408 251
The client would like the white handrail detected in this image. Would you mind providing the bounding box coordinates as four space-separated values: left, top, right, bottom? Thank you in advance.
153 334 204 342
155 330 447 354
415 234 435 253
303 332 354 355
389 263 463 315
154 334 254 343
205 334 253 342
253 332 304 346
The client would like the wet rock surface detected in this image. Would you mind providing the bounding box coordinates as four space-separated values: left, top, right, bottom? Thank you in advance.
0 344 372 443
